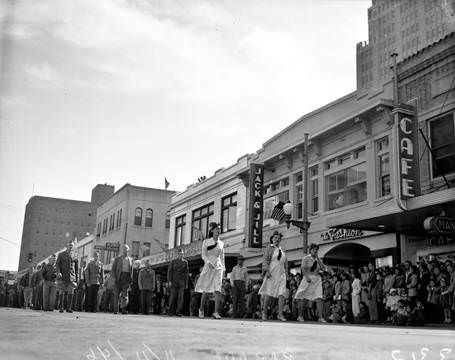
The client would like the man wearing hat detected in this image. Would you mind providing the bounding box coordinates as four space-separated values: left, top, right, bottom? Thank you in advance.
56 241 78 313
229 255 249 318
167 248 189 316
111 244 133 314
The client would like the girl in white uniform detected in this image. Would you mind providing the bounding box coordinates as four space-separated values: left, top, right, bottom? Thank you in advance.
195 222 225 319
259 231 288 321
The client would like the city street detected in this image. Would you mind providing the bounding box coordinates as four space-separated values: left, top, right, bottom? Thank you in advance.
1 308 454 360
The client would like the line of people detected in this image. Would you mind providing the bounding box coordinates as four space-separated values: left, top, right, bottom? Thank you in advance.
3 224 455 327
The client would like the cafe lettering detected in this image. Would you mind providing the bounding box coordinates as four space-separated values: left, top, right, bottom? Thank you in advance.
248 163 264 248
395 107 419 200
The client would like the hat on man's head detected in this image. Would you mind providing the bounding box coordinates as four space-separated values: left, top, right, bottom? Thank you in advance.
269 231 283 242
389 288 397 294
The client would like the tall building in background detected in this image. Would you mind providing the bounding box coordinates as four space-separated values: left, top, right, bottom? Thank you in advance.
94 184 175 266
17 184 114 271
91 184 115 206
357 0 455 93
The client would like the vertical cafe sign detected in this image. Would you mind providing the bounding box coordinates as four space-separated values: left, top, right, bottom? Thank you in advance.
248 163 264 248
395 105 419 200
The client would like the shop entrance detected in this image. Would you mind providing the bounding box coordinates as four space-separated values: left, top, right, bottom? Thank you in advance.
323 242 371 269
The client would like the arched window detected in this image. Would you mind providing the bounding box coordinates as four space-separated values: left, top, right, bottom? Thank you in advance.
134 207 143 226
145 209 153 227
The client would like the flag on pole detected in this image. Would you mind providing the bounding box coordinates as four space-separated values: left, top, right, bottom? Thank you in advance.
165 177 170 190
271 201 286 223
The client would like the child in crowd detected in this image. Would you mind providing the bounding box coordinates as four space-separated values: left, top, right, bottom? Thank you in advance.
440 278 453 324
392 299 409 326
427 279 442 322
354 301 370 324
408 299 425 326
340 299 353 324
385 288 401 322
329 300 344 323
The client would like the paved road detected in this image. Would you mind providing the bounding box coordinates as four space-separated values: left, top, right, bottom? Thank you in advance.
1 308 454 360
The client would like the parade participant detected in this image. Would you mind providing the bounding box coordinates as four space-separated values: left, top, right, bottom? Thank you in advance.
294 243 327 323
41 254 57 311
127 260 141 314
21 264 34 309
85 251 104 312
56 241 78 313
138 260 155 315
230 255 249 318
111 244 133 314
259 231 288 322
195 222 225 319
167 248 189 316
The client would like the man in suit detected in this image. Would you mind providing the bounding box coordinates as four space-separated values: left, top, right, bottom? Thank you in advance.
138 260 155 315
229 255 249 318
111 244 133 314
167 248 189 316
56 241 78 313
85 251 104 312
41 254 57 311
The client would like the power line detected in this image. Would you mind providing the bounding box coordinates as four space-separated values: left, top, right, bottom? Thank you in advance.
0 236 20 246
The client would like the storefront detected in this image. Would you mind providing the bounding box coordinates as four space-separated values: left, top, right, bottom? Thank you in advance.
142 239 241 281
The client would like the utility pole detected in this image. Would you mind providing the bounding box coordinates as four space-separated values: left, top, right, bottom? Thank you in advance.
391 52 399 106
302 133 310 255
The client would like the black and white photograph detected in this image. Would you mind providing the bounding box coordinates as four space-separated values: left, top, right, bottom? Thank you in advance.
1 0 455 359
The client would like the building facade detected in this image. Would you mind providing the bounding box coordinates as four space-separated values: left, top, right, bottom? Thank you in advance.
357 0 455 93
143 155 251 276
94 184 175 266
238 85 402 272
17 185 114 272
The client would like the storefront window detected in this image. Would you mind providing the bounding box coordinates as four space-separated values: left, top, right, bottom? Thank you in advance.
132 241 140 259
376 137 391 197
221 193 237 233
295 166 319 218
326 163 367 210
191 203 214 241
430 112 455 178
263 191 289 222
174 214 186 247
264 177 289 195
375 255 393 268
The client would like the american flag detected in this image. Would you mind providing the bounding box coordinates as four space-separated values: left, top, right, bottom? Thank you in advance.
271 201 286 223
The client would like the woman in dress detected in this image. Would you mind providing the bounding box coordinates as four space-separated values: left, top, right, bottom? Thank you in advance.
195 222 225 319
259 231 288 321
294 243 327 323
351 270 361 318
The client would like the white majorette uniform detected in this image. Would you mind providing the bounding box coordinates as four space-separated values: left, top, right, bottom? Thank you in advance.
259 245 287 298
294 254 324 301
195 237 225 293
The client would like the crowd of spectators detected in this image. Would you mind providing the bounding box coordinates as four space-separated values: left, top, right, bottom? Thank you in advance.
1 255 454 327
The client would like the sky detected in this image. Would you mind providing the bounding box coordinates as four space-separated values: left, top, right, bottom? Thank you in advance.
0 0 370 271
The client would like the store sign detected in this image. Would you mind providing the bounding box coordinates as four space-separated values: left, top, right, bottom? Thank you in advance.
248 163 264 248
94 242 120 252
321 228 364 242
395 107 419 200
429 235 454 247
105 242 120 252
167 241 203 261
145 240 204 266
424 216 455 235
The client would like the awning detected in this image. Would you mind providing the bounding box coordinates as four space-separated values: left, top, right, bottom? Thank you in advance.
327 188 455 235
